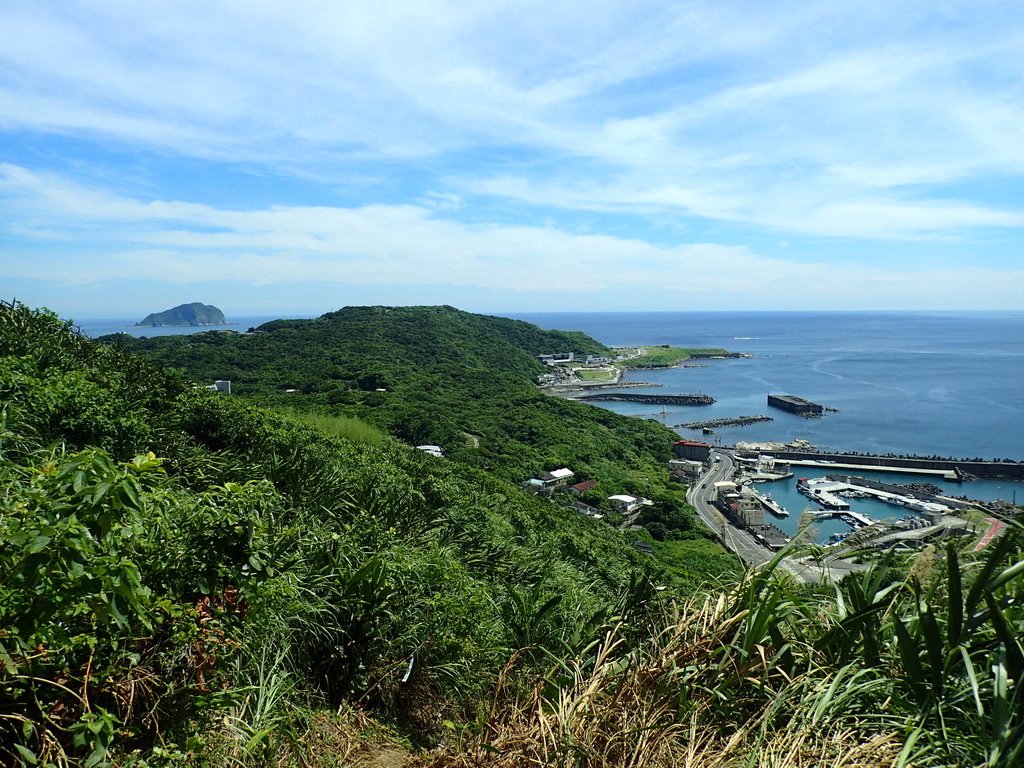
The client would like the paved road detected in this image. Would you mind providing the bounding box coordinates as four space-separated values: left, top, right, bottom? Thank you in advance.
688 451 864 584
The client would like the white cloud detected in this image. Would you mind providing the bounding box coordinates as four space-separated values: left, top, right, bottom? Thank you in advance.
2 165 1023 310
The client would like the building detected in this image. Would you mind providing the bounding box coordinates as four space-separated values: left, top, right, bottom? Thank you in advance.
565 500 603 519
672 440 712 462
537 353 575 366
767 394 823 416
569 479 598 494
206 380 231 394
416 445 444 458
608 494 641 513
668 458 703 479
633 541 655 556
541 468 575 487
735 488 764 527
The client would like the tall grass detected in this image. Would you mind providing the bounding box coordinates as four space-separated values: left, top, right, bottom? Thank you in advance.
273 406 388 447
423 529 1023 768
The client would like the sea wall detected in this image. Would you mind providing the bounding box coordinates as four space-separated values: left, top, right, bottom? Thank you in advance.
769 450 1024 480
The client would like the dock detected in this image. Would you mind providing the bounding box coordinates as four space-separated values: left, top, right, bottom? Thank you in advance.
797 478 850 510
799 475 956 515
746 486 790 518
806 509 876 527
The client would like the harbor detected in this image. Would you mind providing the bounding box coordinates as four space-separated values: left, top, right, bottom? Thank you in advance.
720 462 1011 546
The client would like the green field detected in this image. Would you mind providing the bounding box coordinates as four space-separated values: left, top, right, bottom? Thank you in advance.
576 366 618 382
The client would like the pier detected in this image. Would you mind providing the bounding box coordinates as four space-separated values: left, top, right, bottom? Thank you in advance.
799 475 960 516
806 509 876 527
797 478 850 510
746 486 790 518
785 457 959 480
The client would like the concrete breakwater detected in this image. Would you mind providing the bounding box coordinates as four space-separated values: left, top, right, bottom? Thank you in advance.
768 449 1024 481
577 393 715 406
678 415 773 429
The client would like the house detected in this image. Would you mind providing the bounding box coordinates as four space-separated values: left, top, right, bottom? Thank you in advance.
608 494 654 514
540 467 575 487
206 380 231 394
565 501 603 519
667 459 703 479
569 479 598 494
608 494 638 513
416 445 444 458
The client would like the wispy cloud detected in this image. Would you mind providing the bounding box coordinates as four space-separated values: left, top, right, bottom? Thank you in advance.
3 164 1022 310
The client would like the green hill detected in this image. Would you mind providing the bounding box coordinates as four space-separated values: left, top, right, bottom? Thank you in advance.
107 306 696 528
136 302 226 326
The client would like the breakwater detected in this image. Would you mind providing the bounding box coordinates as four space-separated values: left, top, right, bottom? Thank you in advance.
578 393 715 406
830 475 973 511
678 415 773 429
768 394 824 417
767 449 1024 481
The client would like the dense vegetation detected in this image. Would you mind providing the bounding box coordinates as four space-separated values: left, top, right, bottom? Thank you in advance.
0 303 728 765
3 303 1022 767
107 307 712 550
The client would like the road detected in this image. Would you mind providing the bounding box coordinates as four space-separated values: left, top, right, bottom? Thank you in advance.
688 450 864 584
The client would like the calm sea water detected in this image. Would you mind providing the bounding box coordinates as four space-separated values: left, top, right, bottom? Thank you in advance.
509 311 1024 462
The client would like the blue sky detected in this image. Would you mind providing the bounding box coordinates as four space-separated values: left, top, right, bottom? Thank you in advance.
2 1 1023 318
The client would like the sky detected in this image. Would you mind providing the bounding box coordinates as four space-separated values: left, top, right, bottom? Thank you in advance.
2 0 1023 318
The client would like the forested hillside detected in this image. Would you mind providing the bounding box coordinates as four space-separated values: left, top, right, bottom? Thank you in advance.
108 306 707 545
4 303 1022 768
108 306 627 480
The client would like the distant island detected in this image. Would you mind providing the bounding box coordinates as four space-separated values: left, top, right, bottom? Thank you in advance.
136 302 227 327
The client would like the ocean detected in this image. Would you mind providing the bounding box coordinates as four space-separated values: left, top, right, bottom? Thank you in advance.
509 311 1024 462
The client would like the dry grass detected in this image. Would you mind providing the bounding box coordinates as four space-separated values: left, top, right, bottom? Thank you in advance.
415 576 905 768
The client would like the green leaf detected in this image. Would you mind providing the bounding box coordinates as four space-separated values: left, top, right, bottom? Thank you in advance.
14 744 38 765
91 480 114 505
985 592 1024 683
946 544 963 647
893 615 927 705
